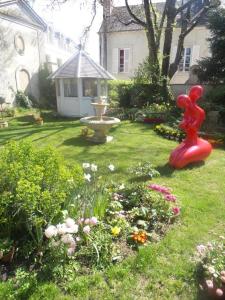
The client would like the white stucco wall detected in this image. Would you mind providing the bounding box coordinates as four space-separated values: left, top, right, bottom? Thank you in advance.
105 26 211 84
0 18 40 104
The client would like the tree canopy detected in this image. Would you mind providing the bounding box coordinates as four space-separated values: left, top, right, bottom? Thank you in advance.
195 7 225 84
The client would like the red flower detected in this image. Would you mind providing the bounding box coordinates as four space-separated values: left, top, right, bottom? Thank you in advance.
172 207 180 215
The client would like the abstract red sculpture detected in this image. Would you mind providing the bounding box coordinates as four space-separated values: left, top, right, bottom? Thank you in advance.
169 85 212 169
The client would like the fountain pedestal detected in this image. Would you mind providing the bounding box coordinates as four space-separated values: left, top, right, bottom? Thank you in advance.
80 98 120 143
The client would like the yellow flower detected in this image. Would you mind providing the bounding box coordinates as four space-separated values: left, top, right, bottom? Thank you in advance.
111 226 121 236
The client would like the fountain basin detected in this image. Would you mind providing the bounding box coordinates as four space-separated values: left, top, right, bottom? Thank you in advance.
80 116 120 143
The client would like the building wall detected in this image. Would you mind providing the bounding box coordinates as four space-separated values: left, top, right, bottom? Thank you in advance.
104 26 211 84
0 18 40 103
0 16 76 105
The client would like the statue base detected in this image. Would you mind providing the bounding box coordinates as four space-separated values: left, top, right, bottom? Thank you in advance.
169 137 212 169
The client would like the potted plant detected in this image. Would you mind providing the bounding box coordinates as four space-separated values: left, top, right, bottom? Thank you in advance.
35 116 44 125
0 238 14 263
0 97 8 128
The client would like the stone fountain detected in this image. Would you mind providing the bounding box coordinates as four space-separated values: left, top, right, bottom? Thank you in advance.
80 97 120 143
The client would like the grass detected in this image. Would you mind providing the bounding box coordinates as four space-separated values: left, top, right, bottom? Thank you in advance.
0 111 225 299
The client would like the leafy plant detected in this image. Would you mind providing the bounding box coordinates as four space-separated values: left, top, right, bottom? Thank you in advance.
154 124 185 141
0 141 83 258
128 161 160 179
15 91 32 108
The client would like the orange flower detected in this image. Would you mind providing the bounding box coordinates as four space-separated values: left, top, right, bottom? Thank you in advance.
132 230 148 244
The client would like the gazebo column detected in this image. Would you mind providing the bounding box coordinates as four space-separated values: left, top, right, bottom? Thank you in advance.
57 79 64 113
78 78 82 116
97 79 101 100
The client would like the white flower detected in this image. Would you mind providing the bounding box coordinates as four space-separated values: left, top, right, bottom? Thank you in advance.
61 234 75 246
56 223 67 235
89 217 98 225
108 164 115 171
119 184 125 190
76 237 81 242
83 225 91 234
66 224 79 234
91 164 98 172
67 247 76 256
45 225 58 238
65 218 75 228
196 244 206 255
84 173 91 182
84 218 90 225
208 266 216 274
82 163 90 169
206 279 213 289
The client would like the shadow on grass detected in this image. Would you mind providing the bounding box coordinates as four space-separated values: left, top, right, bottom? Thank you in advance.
156 161 206 177
128 175 152 183
63 136 100 147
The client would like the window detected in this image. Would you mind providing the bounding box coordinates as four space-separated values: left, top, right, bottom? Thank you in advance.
179 48 192 71
14 34 25 55
64 79 78 97
119 48 129 73
82 79 97 97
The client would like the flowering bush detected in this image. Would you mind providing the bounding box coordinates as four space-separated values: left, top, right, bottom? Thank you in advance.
128 161 160 179
154 124 185 142
106 183 180 247
195 238 225 298
0 141 83 258
45 216 114 270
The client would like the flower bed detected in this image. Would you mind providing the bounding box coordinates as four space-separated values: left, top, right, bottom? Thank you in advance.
154 124 185 142
195 238 225 298
0 142 181 295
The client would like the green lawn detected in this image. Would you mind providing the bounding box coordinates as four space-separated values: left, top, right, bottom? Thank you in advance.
1 113 225 300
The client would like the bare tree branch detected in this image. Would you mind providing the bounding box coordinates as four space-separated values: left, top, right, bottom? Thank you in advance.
125 0 147 28
149 0 158 32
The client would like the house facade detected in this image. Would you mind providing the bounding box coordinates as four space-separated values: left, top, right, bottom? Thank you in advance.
99 1 211 86
0 0 76 105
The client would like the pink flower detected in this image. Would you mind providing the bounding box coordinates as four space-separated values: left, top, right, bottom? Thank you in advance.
84 218 90 225
148 184 171 194
89 217 98 225
83 225 91 234
216 289 223 297
172 207 180 215
164 194 177 202
196 244 206 255
67 247 76 256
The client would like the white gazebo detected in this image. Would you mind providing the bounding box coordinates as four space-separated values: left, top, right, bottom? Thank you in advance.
50 49 114 117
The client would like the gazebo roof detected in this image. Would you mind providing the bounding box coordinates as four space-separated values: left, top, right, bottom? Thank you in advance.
50 49 114 80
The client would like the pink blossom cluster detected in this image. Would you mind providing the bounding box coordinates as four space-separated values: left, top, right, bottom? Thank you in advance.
45 216 98 256
148 183 180 216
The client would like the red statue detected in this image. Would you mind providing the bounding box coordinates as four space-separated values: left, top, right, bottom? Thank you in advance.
169 85 212 169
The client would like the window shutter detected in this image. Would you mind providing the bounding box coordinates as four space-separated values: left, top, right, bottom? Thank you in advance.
170 46 177 63
112 48 118 74
124 49 130 73
191 45 200 66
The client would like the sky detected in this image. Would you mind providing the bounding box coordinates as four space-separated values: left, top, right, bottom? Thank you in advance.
33 0 164 62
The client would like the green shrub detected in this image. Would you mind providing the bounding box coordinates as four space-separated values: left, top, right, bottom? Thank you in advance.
0 141 83 257
4 107 16 117
38 65 56 109
108 80 170 108
15 91 32 108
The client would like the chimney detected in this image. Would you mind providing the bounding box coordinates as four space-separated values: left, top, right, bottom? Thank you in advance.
103 0 113 19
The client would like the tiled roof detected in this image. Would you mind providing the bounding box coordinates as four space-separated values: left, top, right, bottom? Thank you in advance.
99 3 165 33
50 49 115 80
99 1 206 33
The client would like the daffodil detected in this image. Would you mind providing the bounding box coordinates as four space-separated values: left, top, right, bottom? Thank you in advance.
111 226 121 236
